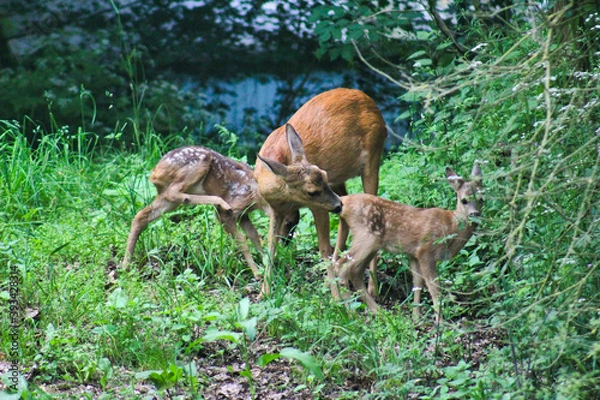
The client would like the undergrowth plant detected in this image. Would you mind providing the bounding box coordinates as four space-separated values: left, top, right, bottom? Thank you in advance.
1 2 599 399
377 3 600 397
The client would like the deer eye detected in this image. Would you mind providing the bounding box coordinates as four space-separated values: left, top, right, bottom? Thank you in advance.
461 198 469 205
307 190 321 198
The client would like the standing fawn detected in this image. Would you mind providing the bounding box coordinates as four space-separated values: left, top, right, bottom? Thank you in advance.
122 146 272 279
255 88 387 294
329 164 483 321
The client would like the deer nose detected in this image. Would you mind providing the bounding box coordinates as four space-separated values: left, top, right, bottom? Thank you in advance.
470 211 481 217
332 204 342 214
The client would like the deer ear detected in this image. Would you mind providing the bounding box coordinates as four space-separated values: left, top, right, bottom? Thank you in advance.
286 124 307 163
446 167 464 190
471 163 483 184
257 154 289 178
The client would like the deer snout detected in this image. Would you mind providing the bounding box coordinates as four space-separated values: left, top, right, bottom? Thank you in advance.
331 203 342 214
323 189 342 214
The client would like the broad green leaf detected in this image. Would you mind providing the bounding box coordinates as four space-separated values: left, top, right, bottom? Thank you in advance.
407 50 427 60
98 358 112 378
136 364 183 390
202 311 222 321
257 353 282 367
135 369 163 380
238 297 250 320
238 317 257 341
416 30 431 40
347 25 364 41
202 330 241 344
107 287 128 309
414 58 432 67
341 47 354 62
396 110 412 121
280 347 323 379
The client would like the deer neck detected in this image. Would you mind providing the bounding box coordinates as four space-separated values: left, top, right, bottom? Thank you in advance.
447 210 477 254
243 172 270 214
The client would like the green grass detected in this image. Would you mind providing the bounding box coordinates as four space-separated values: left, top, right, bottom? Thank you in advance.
1 106 599 399
0 124 504 399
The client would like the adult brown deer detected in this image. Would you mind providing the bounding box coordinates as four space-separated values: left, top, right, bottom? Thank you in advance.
122 146 270 279
255 88 387 294
329 164 483 322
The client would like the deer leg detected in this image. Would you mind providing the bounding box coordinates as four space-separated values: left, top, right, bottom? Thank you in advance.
122 197 178 268
334 255 358 301
266 212 285 261
360 171 382 301
333 217 349 262
328 258 343 300
239 214 262 250
239 214 264 279
310 207 333 258
361 144 382 196
335 242 379 313
219 212 261 280
366 258 379 300
334 222 349 262
327 260 340 298
328 240 355 300
332 184 349 261
349 253 379 313
410 257 425 320
279 210 300 245
262 212 286 297
240 214 263 280
163 186 232 211
419 256 442 323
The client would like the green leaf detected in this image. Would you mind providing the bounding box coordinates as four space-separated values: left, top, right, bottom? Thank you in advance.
202 330 241 344
280 347 323 379
238 317 257 341
315 47 327 59
203 311 222 321
330 48 341 61
399 91 424 102
436 41 454 50
414 58 432 67
185 337 204 353
240 369 252 379
318 29 331 42
416 30 431 40
238 297 250 321
341 47 354 62
107 287 128 309
135 369 163 380
257 353 282 367
347 25 364 41
396 110 412 121
407 50 427 60
136 364 183 391
183 362 197 378
98 358 112 378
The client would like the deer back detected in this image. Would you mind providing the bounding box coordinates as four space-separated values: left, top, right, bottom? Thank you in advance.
337 194 440 255
339 195 476 262
150 146 266 214
256 88 387 188
339 164 483 262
